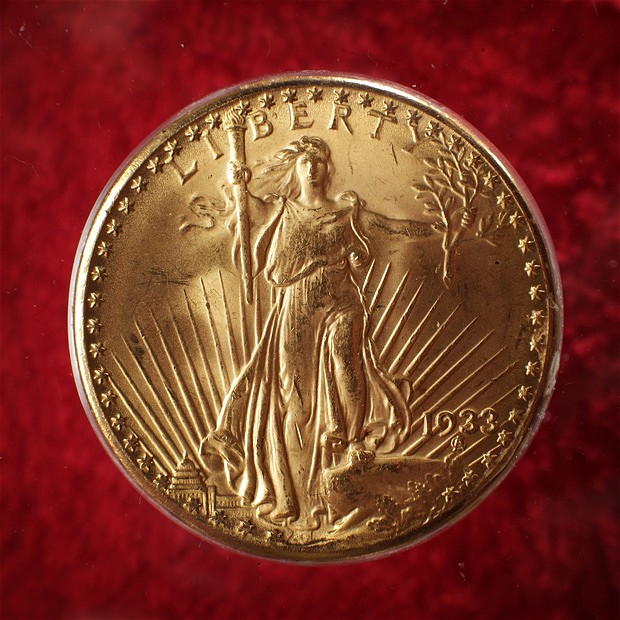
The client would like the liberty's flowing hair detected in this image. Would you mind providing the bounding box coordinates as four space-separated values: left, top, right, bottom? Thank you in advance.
250 136 335 200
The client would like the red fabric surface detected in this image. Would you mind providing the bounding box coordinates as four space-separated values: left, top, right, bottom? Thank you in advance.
1 1 618 618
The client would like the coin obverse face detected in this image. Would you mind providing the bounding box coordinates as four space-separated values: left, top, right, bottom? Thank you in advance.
70 73 562 562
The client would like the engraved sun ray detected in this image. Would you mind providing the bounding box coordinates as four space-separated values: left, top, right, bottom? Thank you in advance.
200 277 230 389
167 302 210 439
399 303 462 378
424 436 456 460
465 435 491 460
107 373 176 470
488 383 519 410
368 262 391 314
452 359 517 412
401 347 508 457
408 331 496 413
409 312 474 388
149 310 203 448
134 319 203 465
448 408 518 464
361 258 376 297
469 446 502 470
463 437 499 467
118 338 186 459
379 278 425 363
442 434 492 464
183 288 221 418
372 269 410 341
422 383 519 460
388 293 444 373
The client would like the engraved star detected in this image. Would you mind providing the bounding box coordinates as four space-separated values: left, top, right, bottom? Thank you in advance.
185 124 203 142
530 330 544 353
265 529 285 543
497 430 513 447
117 197 134 214
237 519 257 535
154 473 170 490
92 365 108 385
517 385 532 400
87 292 103 308
471 153 483 167
208 510 230 528
508 408 522 424
123 434 139 453
461 469 478 487
406 109 422 126
106 219 122 236
509 212 521 228
529 285 543 301
89 342 105 359
451 136 465 152
281 88 297 103
137 453 154 473
383 100 398 115
96 240 111 257
205 113 222 130
259 93 276 109
441 486 456 503
529 309 544 326
524 261 540 277
334 88 350 104
481 451 497 469
525 360 539 376
234 100 252 117
425 120 443 139
90 265 107 282
184 497 202 514
163 139 181 162
518 237 533 253
109 412 125 432
146 157 164 175
483 172 494 189
100 389 116 408
130 175 146 193
86 317 102 334
358 92 373 108
496 191 509 209
307 86 323 102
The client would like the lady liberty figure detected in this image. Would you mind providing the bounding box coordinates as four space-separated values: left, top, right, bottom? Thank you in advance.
202 135 435 531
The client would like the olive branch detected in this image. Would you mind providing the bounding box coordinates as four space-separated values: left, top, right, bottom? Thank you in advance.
413 131 497 285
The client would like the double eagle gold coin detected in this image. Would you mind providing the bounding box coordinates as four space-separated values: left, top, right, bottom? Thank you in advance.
70 73 562 562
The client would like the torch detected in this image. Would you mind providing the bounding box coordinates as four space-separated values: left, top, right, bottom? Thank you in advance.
224 104 253 304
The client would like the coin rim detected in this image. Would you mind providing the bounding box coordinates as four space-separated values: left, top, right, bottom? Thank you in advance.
68 71 563 563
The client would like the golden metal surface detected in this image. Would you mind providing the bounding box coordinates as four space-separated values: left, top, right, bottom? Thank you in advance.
69 73 562 562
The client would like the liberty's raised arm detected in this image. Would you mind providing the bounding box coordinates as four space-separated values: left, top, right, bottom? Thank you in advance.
337 190 437 241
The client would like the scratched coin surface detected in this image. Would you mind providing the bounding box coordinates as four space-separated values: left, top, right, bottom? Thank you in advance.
70 73 562 562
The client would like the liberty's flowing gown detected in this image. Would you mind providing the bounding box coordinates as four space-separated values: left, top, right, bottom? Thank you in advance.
206 196 411 529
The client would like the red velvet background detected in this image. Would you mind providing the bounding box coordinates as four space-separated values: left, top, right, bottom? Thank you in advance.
1 1 619 618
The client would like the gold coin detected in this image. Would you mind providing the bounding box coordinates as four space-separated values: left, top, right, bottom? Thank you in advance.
70 73 562 562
